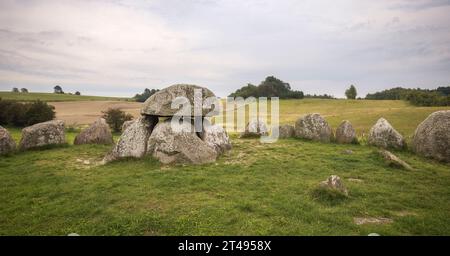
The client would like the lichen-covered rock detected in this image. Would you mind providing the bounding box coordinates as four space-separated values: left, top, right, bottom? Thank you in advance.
278 124 295 139
335 120 358 144
121 120 134 132
294 113 333 142
141 84 217 117
103 116 158 162
19 120 66 150
412 110 450 162
200 120 232 154
74 118 113 145
240 118 269 138
319 175 348 196
0 126 16 155
368 118 405 149
147 120 217 164
378 149 414 171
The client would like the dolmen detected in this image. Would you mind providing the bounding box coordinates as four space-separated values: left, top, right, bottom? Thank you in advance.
103 84 231 165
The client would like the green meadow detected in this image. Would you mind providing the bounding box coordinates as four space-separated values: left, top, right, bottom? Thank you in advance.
0 99 449 235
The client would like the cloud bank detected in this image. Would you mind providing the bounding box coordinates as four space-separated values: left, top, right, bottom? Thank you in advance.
0 0 449 97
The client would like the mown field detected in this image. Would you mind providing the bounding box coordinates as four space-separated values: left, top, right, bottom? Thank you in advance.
1 99 449 235
0 91 129 102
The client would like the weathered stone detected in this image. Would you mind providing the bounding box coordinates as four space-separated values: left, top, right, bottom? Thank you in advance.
121 120 134 132
74 118 113 145
335 120 358 144
103 116 158 163
147 120 217 164
412 110 450 162
294 113 333 142
278 124 295 139
319 175 348 196
141 84 217 117
368 118 405 149
240 118 269 138
378 149 414 171
0 126 16 155
342 149 354 155
19 120 66 150
200 120 232 154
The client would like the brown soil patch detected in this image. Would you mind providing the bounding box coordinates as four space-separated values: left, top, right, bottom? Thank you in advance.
49 101 142 125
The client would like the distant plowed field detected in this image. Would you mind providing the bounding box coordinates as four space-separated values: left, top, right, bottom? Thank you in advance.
50 101 142 125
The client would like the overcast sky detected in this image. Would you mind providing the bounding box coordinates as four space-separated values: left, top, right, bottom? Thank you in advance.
0 0 449 98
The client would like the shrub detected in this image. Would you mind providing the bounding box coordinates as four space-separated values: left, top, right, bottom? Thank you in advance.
101 108 133 132
25 100 56 125
0 99 55 127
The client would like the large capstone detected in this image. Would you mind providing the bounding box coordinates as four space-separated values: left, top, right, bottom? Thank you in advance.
0 126 16 155
200 119 232 154
368 118 405 149
74 118 113 145
19 120 66 150
147 120 217 164
240 118 269 138
141 84 217 117
335 120 358 144
294 113 333 142
412 110 450 162
103 116 158 162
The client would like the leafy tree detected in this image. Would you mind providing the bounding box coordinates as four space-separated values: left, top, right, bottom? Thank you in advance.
75 91 81 95
345 85 357 99
133 88 160 102
54 85 64 94
229 76 304 99
12 87 19 93
20 88 29 93
102 108 133 132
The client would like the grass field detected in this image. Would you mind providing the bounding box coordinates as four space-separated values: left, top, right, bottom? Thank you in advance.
0 91 129 102
1 99 449 235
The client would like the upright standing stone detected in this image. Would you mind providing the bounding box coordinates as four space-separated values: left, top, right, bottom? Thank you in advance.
368 118 405 149
278 124 295 139
147 120 217 164
294 113 333 142
412 110 450 162
103 116 158 162
240 118 269 138
74 118 113 145
0 126 16 155
200 120 232 154
19 120 66 150
335 120 358 144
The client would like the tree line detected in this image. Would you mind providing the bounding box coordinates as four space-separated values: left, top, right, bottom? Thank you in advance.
365 86 450 106
229 76 304 99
